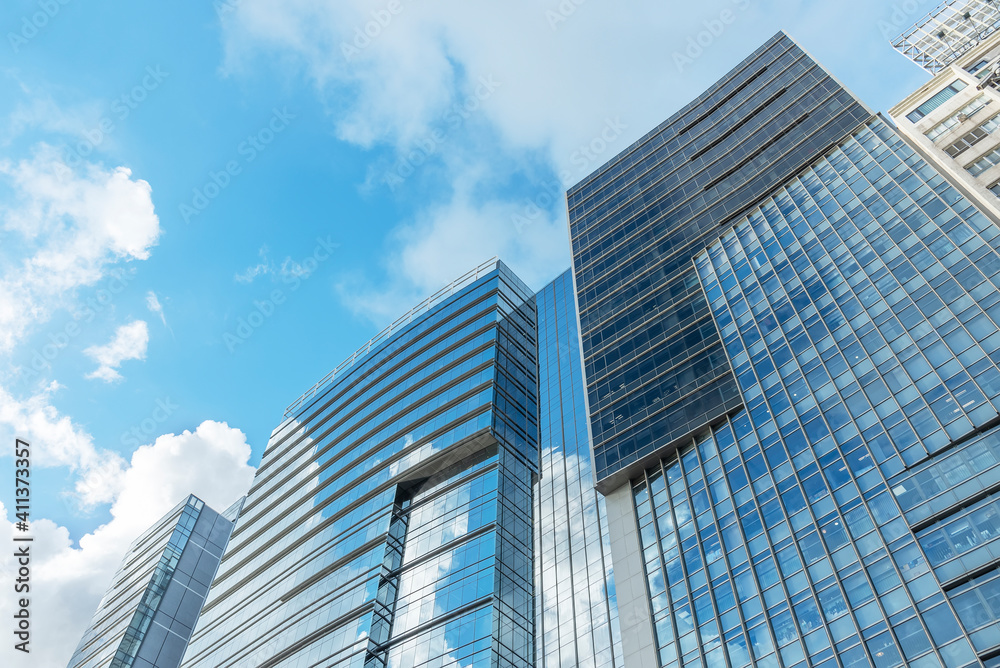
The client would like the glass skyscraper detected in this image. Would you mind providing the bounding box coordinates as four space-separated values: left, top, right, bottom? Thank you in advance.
68 495 238 668
569 31 1000 668
178 261 622 668
82 26 1000 668
535 271 622 668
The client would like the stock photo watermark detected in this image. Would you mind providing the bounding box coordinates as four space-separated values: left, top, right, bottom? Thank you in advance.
12 438 31 654
672 0 753 73
512 117 627 232
341 0 410 60
13 269 136 389
8 0 71 53
382 75 501 191
546 0 588 31
64 65 168 169
120 397 179 448
223 236 337 352
179 107 296 223
877 0 937 39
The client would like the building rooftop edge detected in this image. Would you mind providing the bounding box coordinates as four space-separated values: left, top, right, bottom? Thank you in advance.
282 256 502 419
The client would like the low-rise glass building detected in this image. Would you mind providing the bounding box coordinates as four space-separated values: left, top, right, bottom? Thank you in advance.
68 495 238 668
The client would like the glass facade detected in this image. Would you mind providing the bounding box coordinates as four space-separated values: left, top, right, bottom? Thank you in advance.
68 495 235 668
566 31 871 490
180 261 541 668
165 263 627 668
610 104 1000 667
534 271 623 668
568 28 1000 668
642 115 1000 668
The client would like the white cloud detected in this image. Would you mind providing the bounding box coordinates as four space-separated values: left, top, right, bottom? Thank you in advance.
83 320 149 383
0 382 126 507
279 255 315 281
0 146 160 352
215 1 733 319
218 0 934 322
2 94 103 147
234 245 274 283
0 420 255 668
234 243 334 286
145 290 167 327
339 163 568 323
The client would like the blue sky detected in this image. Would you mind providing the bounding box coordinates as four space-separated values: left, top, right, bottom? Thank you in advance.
0 0 941 664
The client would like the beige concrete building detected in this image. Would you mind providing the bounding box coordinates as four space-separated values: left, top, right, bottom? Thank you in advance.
890 1 1000 218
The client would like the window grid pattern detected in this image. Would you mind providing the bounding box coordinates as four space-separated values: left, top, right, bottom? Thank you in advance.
891 427 1000 527
180 264 539 668
968 59 991 77
950 565 1000 654
925 96 989 142
68 496 234 668
108 502 203 668
968 147 1000 177
565 33 871 485
907 80 968 123
534 271 623 668
944 114 1000 158
630 117 1000 668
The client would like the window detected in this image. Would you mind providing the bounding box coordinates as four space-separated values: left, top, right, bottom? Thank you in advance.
968 59 991 78
908 80 969 122
968 147 1000 177
946 126 989 157
990 181 1000 198
945 115 1000 158
926 96 989 141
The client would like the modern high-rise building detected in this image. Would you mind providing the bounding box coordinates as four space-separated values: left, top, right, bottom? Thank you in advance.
889 0 1000 218
569 30 1000 668
534 271 622 668
67 495 239 668
178 261 622 668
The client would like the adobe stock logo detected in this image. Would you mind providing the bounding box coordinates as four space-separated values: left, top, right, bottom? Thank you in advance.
511 118 627 233
341 0 409 60
545 0 588 31
120 398 179 448
8 0 72 53
672 0 752 73
179 107 296 224
381 75 501 191
877 0 936 39
223 236 337 352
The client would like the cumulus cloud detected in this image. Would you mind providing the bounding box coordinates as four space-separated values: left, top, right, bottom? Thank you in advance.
0 146 160 351
83 320 149 383
213 1 719 320
0 420 255 668
218 0 932 322
0 382 126 507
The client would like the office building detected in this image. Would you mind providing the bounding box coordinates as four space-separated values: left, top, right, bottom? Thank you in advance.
67 495 238 668
534 270 623 668
179 261 622 668
889 0 1000 218
569 30 1000 668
